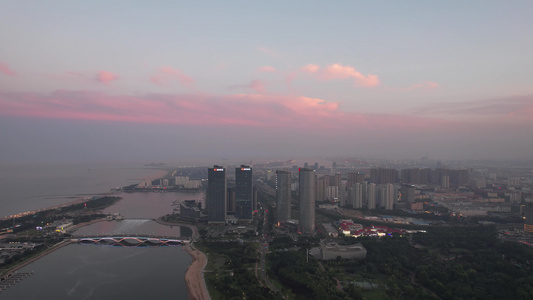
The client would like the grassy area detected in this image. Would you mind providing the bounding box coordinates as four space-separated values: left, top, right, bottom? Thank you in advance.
363 289 389 300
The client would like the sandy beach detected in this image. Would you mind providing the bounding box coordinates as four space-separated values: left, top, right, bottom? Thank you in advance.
184 244 210 300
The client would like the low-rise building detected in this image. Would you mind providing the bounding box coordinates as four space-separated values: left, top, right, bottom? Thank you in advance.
320 241 367 260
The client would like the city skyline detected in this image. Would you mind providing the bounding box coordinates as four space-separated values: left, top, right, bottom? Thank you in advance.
1 1 533 162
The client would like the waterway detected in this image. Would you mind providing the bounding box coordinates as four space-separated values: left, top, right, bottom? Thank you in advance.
0 162 166 218
0 162 204 299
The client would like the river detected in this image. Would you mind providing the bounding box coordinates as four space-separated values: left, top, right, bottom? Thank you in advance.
0 162 204 299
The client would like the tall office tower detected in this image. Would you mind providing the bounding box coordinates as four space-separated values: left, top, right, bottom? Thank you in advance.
235 165 253 221
227 186 236 214
315 179 326 202
367 183 376 209
299 168 316 234
207 165 227 223
380 183 395 210
276 170 292 223
349 183 363 209
441 175 450 189
401 184 415 204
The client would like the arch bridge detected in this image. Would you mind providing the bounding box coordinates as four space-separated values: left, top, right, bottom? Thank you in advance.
72 235 189 247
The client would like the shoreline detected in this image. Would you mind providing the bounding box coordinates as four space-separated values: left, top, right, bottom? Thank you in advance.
183 243 210 300
0 217 107 279
154 218 210 300
0 194 118 221
0 240 72 279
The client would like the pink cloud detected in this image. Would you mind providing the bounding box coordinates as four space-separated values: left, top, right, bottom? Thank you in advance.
321 63 379 87
150 67 194 87
257 66 276 73
96 71 119 85
286 63 379 88
0 89 453 132
300 64 319 73
0 61 16 76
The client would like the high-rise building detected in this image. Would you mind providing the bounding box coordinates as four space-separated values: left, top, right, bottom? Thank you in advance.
299 168 316 234
347 172 365 188
367 183 376 209
276 170 292 223
379 183 395 210
441 175 450 189
315 179 326 202
207 165 227 223
349 183 363 209
370 168 398 184
400 184 415 204
235 165 253 221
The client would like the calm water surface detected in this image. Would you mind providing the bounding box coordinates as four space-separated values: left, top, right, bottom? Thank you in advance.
0 163 204 299
0 245 191 300
0 162 166 217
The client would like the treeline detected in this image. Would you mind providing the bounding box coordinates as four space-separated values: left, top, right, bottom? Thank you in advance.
199 241 273 300
268 250 355 300
345 226 533 299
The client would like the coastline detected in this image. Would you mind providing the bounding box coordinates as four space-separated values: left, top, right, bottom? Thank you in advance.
154 218 210 300
0 217 107 279
184 243 210 300
0 240 72 278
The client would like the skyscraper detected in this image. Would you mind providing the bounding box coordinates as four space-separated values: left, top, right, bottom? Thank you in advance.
299 168 316 234
207 165 227 223
276 170 291 223
235 165 253 221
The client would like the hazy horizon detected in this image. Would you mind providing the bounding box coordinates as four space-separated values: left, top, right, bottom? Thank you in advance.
1 1 532 163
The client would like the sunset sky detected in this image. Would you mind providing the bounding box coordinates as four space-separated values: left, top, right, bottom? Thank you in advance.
1 1 532 162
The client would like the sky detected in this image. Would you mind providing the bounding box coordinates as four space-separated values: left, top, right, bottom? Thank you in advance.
1 1 532 163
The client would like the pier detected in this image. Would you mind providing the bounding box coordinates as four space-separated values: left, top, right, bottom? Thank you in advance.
0 271 34 293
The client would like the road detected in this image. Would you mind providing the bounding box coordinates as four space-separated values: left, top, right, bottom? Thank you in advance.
255 203 284 298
